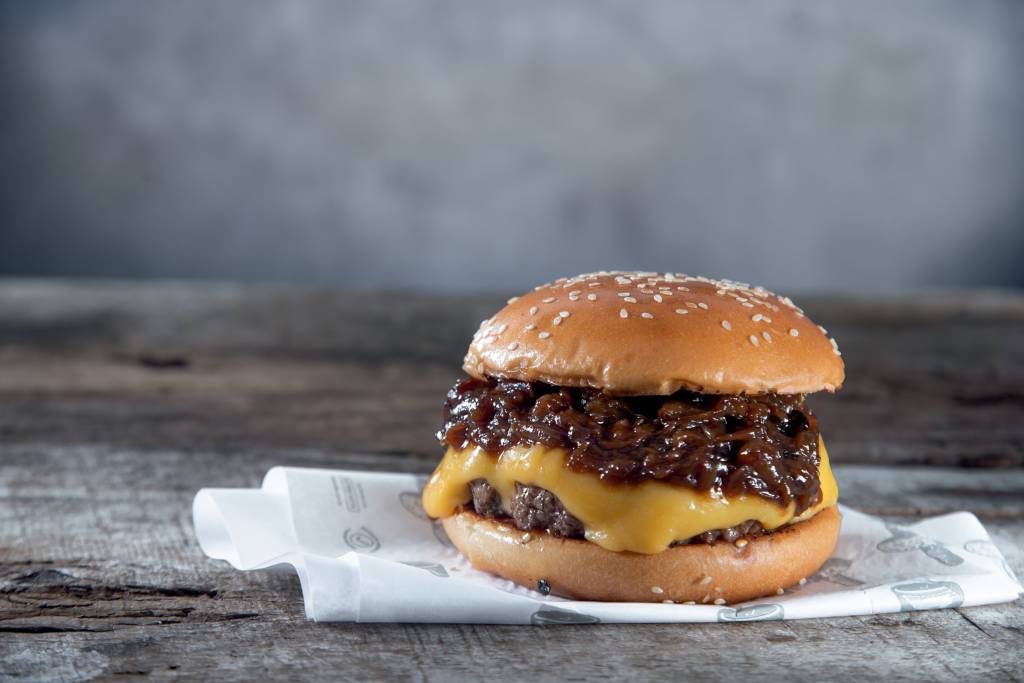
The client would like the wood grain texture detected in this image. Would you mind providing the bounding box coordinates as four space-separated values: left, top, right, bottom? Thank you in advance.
1 281 1023 466
1 447 1022 682
1 281 1022 681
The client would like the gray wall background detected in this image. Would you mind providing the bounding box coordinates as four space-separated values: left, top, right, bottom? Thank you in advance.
1 0 1022 293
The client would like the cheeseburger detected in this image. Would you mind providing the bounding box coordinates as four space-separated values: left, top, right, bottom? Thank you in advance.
423 271 843 604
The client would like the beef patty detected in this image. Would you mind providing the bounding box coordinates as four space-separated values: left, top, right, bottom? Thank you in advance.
468 479 766 545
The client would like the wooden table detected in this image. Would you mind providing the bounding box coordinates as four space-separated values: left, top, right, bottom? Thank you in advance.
1 280 1022 681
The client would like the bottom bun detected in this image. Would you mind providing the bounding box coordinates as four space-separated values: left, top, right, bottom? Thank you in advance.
442 505 841 604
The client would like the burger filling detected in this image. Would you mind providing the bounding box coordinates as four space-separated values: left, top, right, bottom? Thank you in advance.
468 479 766 545
423 376 838 553
440 377 822 509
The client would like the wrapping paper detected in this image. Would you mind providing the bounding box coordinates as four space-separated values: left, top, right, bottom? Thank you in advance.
193 466 1022 623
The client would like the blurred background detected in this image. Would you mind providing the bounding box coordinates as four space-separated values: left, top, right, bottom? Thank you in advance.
1 0 1022 293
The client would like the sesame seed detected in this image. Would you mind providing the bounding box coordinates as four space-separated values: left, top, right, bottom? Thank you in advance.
752 314 763 322
529 306 538 315
686 302 698 309
776 588 785 596
742 302 754 308
674 308 688 315
542 297 556 304
702 595 712 604
789 328 799 337
569 290 580 297
619 308 628 319
624 297 637 303
749 334 760 347
762 331 772 342
697 302 709 310
818 325 828 334
699 575 713 585
653 294 663 303
713 598 726 606
507 296 519 304
587 293 597 301
799 578 807 585
735 538 749 548
763 317 772 323
830 338 841 355
683 601 696 605
721 320 732 330
662 599 674 604
588 282 601 287
524 323 536 331
677 286 689 291
552 317 562 326
507 342 518 351
495 324 507 334
559 310 570 318
641 312 654 319
618 292 630 297
538 331 551 339
650 586 664 595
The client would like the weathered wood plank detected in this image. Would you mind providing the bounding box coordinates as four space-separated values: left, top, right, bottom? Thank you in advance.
2 568 1022 681
1 281 1023 467
1 443 1021 681
1 609 1022 682
1 281 1022 681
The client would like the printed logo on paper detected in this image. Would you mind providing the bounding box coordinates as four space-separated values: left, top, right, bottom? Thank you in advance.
964 539 1020 585
964 539 1000 559
332 476 368 513
530 606 601 625
343 526 381 553
399 491 429 520
890 580 964 611
717 603 784 622
876 524 963 567
804 558 863 587
400 561 449 578
432 522 455 549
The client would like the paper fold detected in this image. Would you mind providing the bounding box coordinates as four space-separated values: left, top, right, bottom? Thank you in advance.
193 466 1022 624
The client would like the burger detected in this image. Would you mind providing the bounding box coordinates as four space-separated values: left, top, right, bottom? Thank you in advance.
422 271 843 604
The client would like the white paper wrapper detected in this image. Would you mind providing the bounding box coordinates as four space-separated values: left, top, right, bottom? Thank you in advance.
193 466 1022 624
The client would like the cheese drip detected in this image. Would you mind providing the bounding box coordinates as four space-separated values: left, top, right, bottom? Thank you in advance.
422 437 838 554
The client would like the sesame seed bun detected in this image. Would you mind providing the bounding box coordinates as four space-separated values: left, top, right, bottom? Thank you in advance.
443 505 841 604
464 271 844 395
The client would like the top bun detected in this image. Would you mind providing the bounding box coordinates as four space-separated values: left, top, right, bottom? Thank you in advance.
463 271 844 396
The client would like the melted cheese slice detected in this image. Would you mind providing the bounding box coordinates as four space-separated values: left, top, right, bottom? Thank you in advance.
422 437 838 554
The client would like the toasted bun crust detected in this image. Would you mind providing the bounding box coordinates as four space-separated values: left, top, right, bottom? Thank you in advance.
463 271 844 395
442 506 841 604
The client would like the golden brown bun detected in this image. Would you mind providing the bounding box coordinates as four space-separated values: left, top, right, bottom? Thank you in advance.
463 271 844 395
443 506 841 604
